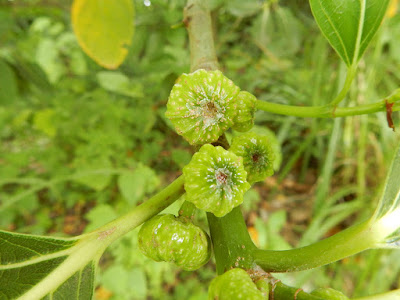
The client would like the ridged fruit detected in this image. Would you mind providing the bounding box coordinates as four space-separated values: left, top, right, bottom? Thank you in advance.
208 268 264 300
138 214 211 271
230 132 275 184
165 69 240 145
232 91 257 132
183 144 250 217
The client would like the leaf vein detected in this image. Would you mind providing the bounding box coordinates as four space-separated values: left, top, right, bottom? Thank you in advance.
359 2 387 53
0 238 42 260
318 0 351 64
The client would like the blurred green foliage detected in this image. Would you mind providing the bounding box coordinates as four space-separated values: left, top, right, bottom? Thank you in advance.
0 0 399 299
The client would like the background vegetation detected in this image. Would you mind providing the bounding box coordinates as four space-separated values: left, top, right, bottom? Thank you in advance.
0 0 399 299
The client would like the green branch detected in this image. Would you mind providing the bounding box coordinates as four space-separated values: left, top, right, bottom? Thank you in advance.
93 175 185 245
184 0 219 71
252 220 379 272
256 92 400 118
329 65 357 106
207 207 257 274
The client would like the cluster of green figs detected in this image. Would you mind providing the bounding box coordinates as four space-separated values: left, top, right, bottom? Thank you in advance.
137 70 288 299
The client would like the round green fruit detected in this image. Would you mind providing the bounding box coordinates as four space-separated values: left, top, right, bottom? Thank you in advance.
138 214 211 271
183 144 251 217
232 91 257 132
208 268 264 300
165 69 241 145
230 132 275 184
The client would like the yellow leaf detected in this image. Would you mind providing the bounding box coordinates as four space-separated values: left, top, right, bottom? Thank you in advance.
248 226 259 247
71 0 134 69
387 0 399 18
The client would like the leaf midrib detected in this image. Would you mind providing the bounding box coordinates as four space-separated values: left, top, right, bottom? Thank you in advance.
351 0 366 66
0 247 73 270
18 236 102 300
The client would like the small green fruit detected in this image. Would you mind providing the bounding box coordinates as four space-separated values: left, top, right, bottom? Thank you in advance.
165 69 240 145
183 144 251 217
208 268 264 300
138 214 211 271
232 91 257 132
230 132 275 184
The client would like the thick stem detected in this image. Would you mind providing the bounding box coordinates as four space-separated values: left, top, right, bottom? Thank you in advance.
207 206 257 274
184 0 219 71
185 0 259 275
253 220 380 272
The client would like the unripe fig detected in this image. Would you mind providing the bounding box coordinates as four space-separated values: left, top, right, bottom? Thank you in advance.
183 144 251 217
232 91 257 132
165 69 240 145
138 214 211 271
230 132 275 184
208 268 264 300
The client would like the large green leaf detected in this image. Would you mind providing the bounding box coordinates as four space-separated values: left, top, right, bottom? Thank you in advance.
373 143 400 220
71 0 135 69
0 230 100 299
372 143 400 248
309 0 390 66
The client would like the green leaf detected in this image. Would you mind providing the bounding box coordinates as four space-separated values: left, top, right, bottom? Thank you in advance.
0 59 18 106
309 0 390 66
72 157 113 191
370 143 400 248
35 38 64 83
33 108 57 137
12 55 53 92
71 0 135 69
43 262 96 299
225 0 262 17
96 71 143 98
0 230 98 299
373 143 400 220
0 9 14 44
84 204 118 232
118 171 146 206
101 265 147 298
251 6 304 58
171 149 192 169
118 166 160 205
